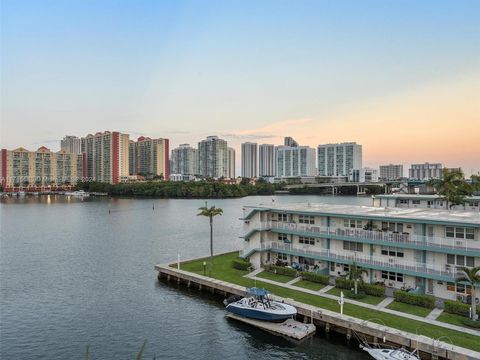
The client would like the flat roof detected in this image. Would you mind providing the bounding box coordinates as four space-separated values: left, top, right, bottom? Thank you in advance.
243 203 480 226
374 194 480 201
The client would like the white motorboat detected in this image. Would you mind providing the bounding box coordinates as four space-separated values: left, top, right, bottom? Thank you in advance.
225 288 297 322
360 344 420 360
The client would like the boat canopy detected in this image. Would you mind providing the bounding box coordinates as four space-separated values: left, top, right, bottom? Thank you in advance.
247 288 269 297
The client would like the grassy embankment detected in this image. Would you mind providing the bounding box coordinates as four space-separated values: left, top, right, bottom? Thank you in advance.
176 252 480 352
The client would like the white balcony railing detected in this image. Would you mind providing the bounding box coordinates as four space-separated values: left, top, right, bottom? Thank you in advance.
257 221 480 252
240 241 460 279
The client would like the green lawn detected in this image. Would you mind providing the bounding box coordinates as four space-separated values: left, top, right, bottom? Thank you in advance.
326 287 385 305
386 301 432 317
256 271 296 283
177 252 480 352
437 312 468 327
293 280 326 291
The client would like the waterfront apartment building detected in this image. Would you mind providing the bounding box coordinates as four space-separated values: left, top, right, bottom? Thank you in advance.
241 142 258 179
240 202 480 301
171 144 198 176
81 131 129 184
276 146 316 178
228 147 236 179
409 163 443 180
379 164 404 180
373 194 480 212
198 136 229 178
1 146 84 191
259 144 276 177
61 136 81 154
129 137 169 179
317 142 362 177
349 167 379 182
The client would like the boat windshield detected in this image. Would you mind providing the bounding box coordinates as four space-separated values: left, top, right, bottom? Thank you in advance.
246 288 272 308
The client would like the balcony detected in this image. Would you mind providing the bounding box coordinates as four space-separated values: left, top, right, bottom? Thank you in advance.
240 241 460 281
252 221 480 254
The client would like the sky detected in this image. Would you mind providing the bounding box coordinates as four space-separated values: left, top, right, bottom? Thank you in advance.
1 0 479 175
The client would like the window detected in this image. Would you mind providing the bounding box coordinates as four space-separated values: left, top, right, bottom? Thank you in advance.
299 215 315 224
447 282 472 294
382 221 405 232
278 213 288 222
381 246 404 257
412 200 420 205
343 264 350 272
278 233 288 242
381 271 403 282
399 199 409 204
344 219 363 228
299 236 315 245
343 241 363 252
446 226 475 240
299 256 314 265
447 254 475 267
277 253 287 261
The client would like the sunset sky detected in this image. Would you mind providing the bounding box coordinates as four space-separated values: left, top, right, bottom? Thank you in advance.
1 0 479 175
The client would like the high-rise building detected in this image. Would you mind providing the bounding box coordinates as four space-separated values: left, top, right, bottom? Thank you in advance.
349 167 379 182
61 136 81 154
276 146 316 178
379 164 404 180
1 146 84 191
171 144 198 176
129 137 169 179
284 137 298 147
241 142 257 178
317 142 362 177
81 131 130 184
198 136 229 178
259 144 276 177
409 163 443 180
228 147 236 179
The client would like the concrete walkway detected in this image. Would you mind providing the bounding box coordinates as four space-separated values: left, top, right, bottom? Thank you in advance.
319 285 334 293
285 277 302 285
427 307 444 321
376 297 394 309
244 272 480 337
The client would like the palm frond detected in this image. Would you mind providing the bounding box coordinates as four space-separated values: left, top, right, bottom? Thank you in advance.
136 340 147 360
84 345 90 360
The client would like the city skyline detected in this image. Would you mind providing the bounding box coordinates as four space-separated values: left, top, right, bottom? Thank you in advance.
1 1 479 175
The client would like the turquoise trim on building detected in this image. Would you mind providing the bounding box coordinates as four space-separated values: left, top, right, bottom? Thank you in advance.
242 207 480 228
245 247 456 282
242 227 480 257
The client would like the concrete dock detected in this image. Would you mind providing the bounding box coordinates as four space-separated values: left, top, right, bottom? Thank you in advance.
155 263 480 360
226 314 316 340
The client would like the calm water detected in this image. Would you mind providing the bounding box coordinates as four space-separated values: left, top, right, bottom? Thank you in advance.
0 195 372 359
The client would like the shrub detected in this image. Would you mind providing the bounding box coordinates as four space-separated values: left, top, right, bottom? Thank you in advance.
347 290 366 299
263 264 297 277
300 272 329 285
362 283 385 297
232 258 251 271
335 278 354 290
393 290 435 309
444 300 480 317
462 318 480 329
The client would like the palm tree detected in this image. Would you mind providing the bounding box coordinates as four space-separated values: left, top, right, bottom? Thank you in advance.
346 262 368 295
456 266 480 320
197 202 223 270
428 169 474 209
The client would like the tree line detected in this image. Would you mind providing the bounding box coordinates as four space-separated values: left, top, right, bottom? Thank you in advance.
75 179 283 198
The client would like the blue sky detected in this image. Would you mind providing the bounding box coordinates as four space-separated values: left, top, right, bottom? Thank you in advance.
1 0 479 173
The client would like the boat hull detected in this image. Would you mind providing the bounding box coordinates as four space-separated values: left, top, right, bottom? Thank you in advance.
226 303 296 322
